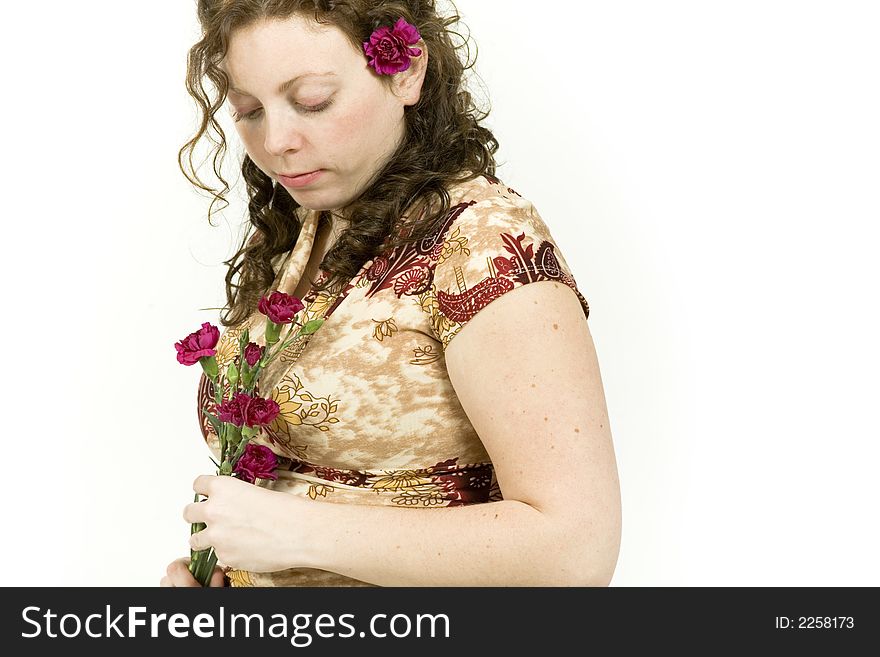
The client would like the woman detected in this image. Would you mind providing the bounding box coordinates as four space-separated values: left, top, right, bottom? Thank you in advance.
162 0 621 587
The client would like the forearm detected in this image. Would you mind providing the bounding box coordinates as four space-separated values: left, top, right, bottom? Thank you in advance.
296 498 598 587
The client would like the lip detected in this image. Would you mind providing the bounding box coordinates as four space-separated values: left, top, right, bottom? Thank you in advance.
277 169 324 188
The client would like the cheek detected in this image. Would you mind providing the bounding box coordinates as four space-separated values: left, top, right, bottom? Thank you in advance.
329 108 368 149
236 127 264 159
332 96 390 152
232 130 260 166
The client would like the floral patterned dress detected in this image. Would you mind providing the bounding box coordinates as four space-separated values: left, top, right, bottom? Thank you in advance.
196 172 590 586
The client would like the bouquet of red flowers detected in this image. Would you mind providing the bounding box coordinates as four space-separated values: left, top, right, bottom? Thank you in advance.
173 291 322 586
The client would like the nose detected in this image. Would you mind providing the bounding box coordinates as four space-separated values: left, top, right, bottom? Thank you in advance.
262 108 308 158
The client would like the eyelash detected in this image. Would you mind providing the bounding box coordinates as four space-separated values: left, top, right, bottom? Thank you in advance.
234 99 334 123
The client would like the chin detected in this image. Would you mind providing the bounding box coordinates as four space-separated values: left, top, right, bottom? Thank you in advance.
279 188 324 208
295 201 336 212
295 194 350 213
279 183 350 214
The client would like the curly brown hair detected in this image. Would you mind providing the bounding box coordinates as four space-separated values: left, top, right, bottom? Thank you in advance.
178 0 500 328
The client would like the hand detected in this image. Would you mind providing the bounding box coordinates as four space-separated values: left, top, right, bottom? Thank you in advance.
184 475 312 573
160 557 226 587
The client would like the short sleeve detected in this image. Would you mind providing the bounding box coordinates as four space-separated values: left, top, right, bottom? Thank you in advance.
424 195 590 351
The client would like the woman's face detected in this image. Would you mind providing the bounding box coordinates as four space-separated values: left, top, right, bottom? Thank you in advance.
221 15 425 214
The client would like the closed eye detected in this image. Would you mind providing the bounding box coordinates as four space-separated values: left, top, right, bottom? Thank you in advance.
234 99 334 123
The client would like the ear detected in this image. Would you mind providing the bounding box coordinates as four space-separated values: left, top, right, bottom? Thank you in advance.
393 40 429 106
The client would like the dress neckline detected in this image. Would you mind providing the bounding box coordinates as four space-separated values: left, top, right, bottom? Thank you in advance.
273 173 488 301
265 207 363 335
275 207 321 298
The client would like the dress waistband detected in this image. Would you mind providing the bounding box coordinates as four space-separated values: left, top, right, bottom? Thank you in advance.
274 456 498 506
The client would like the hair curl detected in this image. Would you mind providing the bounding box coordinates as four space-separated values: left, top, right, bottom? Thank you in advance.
178 0 499 328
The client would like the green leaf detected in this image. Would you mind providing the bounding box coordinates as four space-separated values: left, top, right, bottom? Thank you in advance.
300 319 324 335
201 410 222 437
226 424 242 447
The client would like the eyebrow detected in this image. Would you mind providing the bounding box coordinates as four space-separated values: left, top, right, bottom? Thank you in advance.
228 72 337 97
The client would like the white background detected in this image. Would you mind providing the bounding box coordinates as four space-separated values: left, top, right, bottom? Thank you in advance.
1 0 877 586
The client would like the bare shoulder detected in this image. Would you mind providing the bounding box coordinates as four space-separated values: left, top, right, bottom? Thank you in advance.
444 280 621 585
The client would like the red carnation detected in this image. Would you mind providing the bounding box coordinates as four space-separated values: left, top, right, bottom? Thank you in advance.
217 392 279 428
174 322 220 366
363 17 422 76
244 395 280 428
216 392 251 427
258 291 305 325
244 342 263 367
233 443 279 484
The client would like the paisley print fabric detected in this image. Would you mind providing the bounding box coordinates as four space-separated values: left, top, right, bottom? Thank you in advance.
195 172 590 586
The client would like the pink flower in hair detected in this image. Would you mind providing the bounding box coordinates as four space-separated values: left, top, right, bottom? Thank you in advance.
363 17 422 75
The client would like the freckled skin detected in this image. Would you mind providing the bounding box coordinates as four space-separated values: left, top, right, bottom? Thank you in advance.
553 323 558 330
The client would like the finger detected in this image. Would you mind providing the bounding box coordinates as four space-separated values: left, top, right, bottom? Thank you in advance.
210 568 227 587
168 559 201 587
182 501 207 524
159 576 171 587
166 557 190 577
193 474 216 496
189 528 211 552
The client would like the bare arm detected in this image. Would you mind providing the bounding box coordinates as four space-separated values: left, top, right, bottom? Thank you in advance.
298 281 621 586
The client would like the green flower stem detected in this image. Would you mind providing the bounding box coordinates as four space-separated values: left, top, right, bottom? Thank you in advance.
188 493 218 587
219 421 228 464
259 331 301 369
188 322 308 588
230 435 250 465
260 323 295 364
211 370 222 407
243 322 304 391
189 543 218 587
246 363 263 391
